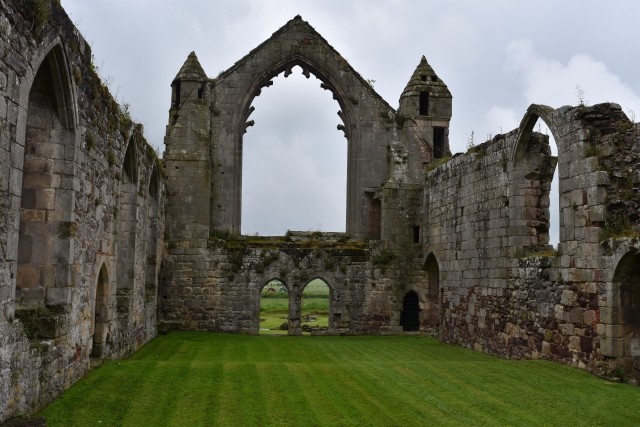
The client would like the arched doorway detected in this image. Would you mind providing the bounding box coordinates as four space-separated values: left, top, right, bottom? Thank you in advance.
400 291 420 332
612 250 640 380
259 279 289 334
242 67 346 235
424 254 440 329
301 279 331 334
92 264 110 358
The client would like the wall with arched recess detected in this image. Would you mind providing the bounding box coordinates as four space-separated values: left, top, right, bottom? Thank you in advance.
419 101 640 383
0 1 165 421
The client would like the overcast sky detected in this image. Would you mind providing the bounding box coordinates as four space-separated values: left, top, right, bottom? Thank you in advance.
60 0 640 239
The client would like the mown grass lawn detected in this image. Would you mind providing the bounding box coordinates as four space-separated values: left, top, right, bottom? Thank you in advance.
39 332 640 427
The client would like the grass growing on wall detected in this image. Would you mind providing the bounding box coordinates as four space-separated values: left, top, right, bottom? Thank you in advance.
39 333 640 427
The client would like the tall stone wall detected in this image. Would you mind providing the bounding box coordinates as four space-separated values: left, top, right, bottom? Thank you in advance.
423 103 640 385
0 0 165 421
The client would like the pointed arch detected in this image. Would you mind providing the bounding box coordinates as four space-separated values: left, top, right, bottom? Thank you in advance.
15 41 77 316
122 139 138 184
509 104 560 250
301 277 334 331
92 263 111 358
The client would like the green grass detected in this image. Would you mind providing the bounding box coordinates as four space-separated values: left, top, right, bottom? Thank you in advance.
39 332 640 427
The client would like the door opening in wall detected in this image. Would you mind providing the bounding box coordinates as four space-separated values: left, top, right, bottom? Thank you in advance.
611 251 640 379
400 291 421 331
301 279 331 334
260 279 289 334
241 67 347 235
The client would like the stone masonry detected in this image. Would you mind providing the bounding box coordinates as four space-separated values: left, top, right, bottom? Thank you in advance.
1 2 640 422
0 1 164 421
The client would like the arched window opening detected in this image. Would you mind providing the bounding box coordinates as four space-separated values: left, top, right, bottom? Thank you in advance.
301 279 331 334
259 279 289 334
241 66 346 235
16 46 75 318
400 291 421 332
92 264 110 358
614 251 640 337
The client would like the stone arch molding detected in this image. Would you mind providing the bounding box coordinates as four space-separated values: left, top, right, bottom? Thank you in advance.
512 104 560 164
198 15 398 237
17 36 78 138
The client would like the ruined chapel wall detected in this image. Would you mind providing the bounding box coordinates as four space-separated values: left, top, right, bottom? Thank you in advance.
0 1 165 420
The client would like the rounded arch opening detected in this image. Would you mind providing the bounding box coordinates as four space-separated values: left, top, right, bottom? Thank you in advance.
259 278 289 334
400 291 421 332
92 264 110 358
301 278 332 333
240 64 348 235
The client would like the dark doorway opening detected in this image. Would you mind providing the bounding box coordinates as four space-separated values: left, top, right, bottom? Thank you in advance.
400 291 420 331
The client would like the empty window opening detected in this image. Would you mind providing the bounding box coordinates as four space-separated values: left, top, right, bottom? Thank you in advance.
172 81 181 109
433 127 445 159
412 226 420 243
400 291 420 332
242 65 346 235
419 91 429 116
260 279 289 335
197 87 204 99
431 76 438 82
92 264 110 358
421 75 427 82
301 279 331 334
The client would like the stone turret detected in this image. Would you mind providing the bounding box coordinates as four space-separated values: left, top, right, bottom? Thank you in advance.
399 56 452 162
164 52 213 243
171 51 208 110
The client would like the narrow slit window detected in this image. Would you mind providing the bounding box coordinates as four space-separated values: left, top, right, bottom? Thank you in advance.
197 87 204 99
433 127 445 159
413 226 420 243
173 81 181 109
419 91 429 116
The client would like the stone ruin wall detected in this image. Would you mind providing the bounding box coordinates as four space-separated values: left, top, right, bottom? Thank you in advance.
423 103 640 384
1 0 640 422
0 1 165 421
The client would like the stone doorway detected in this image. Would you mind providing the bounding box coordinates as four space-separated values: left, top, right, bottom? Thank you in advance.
400 291 420 332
